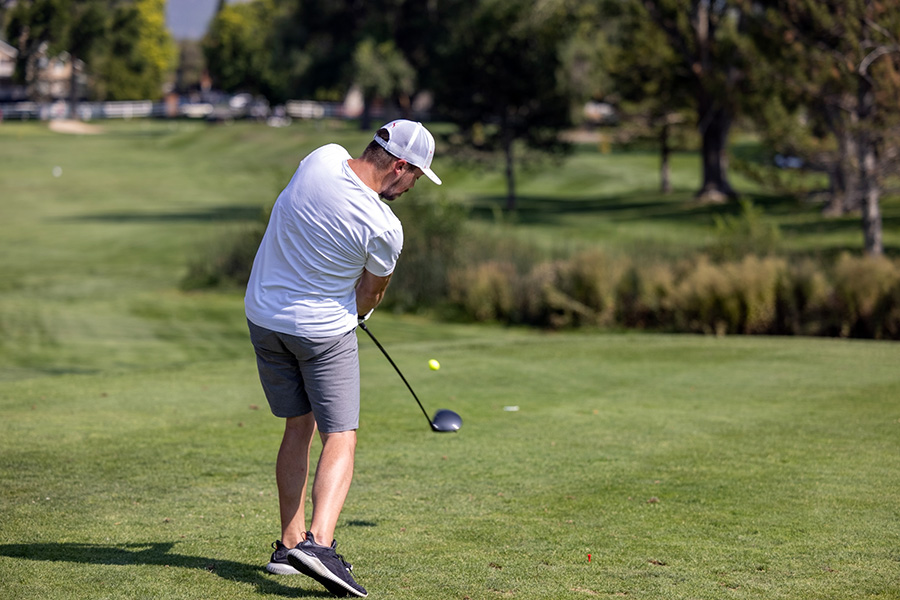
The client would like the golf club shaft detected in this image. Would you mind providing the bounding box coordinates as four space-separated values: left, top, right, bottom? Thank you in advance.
359 322 433 427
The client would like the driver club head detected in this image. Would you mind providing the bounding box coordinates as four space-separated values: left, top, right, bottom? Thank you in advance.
431 409 462 433
358 323 462 434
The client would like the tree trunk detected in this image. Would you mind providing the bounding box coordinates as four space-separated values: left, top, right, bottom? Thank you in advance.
823 103 860 216
503 125 516 212
660 120 671 194
695 91 736 203
856 74 882 256
859 142 882 256
398 93 411 120
69 53 79 115
360 93 373 131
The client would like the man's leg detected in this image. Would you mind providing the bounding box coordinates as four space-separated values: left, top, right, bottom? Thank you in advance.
308 429 357 546
287 429 367 597
277 413 317 548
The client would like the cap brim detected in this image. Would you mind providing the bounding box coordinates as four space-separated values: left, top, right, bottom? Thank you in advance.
422 167 442 185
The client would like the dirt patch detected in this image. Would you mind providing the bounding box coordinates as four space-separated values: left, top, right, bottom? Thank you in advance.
49 120 105 135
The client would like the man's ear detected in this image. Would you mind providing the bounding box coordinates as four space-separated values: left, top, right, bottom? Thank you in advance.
394 159 409 173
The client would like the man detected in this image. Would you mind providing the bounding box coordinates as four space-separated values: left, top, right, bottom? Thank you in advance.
244 120 441 598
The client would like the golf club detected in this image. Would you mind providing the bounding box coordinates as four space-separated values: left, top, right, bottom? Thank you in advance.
358 322 462 433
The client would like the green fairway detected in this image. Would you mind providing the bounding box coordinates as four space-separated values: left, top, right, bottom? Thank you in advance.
1 325 898 599
1 120 899 599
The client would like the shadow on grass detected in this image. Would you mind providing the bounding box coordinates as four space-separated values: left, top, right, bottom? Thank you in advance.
466 190 815 227
60 205 264 224
0 542 331 598
467 192 721 227
469 190 899 242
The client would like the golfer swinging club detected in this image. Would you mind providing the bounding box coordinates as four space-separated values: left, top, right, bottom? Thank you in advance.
244 119 441 597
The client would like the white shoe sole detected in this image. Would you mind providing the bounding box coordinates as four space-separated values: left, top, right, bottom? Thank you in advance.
287 548 367 597
266 561 301 575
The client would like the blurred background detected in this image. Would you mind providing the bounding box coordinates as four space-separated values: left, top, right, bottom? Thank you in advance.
1 0 899 338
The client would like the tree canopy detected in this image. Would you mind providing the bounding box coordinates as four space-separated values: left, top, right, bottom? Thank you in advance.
739 0 900 255
203 0 276 97
431 0 575 210
6 0 176 101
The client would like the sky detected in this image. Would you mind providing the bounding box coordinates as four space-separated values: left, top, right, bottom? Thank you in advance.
165 0 248 41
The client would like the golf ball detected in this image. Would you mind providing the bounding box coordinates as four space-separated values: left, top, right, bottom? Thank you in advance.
428 359 440 371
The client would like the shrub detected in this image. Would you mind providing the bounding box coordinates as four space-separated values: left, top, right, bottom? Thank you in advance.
181 222 266 291
615 263 677 330
382 195 468 312
710 199 781 259
832 253 900 339
448 250 625 329
448 260 518 322
518 261 563 327
885 280 900 340
558 249 626 327
668 255 785 335
518 260 599 328
186 195 900 340
726 255 784 334
774 258 832 336
670 256 741 335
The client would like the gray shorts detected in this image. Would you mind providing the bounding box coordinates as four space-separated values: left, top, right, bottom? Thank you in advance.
247 320 360 433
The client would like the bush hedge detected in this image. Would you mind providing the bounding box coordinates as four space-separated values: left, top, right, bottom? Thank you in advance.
449 250 900 339
186 199 900 340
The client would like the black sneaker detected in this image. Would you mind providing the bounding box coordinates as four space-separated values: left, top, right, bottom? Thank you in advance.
287 532 368 598
266 540 301 575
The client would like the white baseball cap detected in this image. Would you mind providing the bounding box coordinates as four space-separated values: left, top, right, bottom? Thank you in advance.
374 119 442 185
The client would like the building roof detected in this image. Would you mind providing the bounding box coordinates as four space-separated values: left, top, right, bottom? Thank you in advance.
0 38 19 59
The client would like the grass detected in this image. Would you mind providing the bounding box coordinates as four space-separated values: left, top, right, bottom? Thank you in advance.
456 141 899 260
2 326 898 599
1 119 899 599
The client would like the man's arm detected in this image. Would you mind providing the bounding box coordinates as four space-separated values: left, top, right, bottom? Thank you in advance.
356 269 393 318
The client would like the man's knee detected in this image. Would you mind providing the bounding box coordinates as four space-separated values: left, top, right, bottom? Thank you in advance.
284 413 317 437
319 429 357 448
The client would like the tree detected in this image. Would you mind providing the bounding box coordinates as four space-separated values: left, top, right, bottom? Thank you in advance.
92 0 176 100
203 0 466 108
7 0 179 103
203 0 276 97
66 1 106 106
6 0 70 99
265 0 381 102
351 38 415 130
741 0 900 256
640 0 750 203
433 0 574 211
572 0 695 194
174 40 206 94
0 0 20 38
7 0 106 105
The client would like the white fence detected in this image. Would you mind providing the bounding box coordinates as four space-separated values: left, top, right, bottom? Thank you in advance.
0 98 391 122
0 100 166 121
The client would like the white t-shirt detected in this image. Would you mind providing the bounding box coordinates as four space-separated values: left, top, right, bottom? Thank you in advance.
244 144 403 338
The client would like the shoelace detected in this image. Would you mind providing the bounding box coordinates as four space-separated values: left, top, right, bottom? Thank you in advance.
331 549 353 572
303 534 355 574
